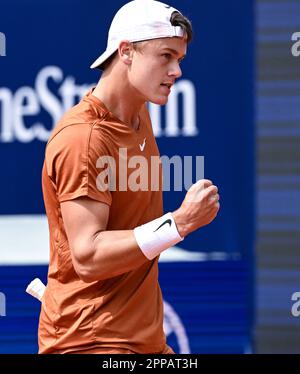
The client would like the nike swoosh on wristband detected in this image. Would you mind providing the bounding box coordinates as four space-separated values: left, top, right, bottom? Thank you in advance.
153 219 172 232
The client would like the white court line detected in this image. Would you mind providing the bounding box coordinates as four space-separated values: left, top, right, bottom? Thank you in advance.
0 215 235 265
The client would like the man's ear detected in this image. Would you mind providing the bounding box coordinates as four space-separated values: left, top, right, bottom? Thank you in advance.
118 41 134 66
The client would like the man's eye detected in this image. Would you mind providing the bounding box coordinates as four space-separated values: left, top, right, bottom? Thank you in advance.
162 53 171 59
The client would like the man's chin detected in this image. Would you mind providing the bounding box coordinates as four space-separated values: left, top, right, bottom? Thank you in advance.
149 96 169 106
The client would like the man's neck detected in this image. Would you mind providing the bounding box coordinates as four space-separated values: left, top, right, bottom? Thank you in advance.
92 70 144 130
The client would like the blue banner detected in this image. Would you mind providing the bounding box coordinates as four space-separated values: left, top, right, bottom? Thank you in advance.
0 0 255 353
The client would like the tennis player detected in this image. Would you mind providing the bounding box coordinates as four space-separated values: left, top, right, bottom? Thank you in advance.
38 0 220 354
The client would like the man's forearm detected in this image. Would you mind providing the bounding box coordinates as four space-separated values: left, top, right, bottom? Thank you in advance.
78 211 186 282
80 230 149 282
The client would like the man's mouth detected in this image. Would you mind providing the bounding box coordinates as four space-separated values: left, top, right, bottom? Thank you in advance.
160 82 173 88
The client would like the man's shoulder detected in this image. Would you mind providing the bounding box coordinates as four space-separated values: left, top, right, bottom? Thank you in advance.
47 98 108 147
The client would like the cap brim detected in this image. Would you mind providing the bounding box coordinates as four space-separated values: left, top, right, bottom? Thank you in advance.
90 47 117 69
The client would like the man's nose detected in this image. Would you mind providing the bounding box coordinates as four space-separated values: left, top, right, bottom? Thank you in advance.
169 62 182 79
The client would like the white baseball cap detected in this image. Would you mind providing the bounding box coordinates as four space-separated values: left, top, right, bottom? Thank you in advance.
90 0 185 69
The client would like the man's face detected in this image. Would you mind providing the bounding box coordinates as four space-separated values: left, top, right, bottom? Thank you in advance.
128 37 187 105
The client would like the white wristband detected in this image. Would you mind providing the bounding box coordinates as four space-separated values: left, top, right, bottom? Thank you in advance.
133 212 184 260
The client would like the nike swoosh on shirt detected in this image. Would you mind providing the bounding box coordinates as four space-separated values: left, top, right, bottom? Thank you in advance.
139 138 146 151
153 219 172 232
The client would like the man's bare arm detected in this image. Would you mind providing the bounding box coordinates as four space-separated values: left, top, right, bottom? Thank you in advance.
61 197 148 282
61 179 220 283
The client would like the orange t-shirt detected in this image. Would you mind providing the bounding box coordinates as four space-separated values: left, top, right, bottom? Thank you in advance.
38 90 166 354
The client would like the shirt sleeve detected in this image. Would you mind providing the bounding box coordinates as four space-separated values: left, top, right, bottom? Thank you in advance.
45 123 112 206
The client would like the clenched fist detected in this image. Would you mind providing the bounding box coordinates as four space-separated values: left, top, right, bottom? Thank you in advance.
172 179 220 237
